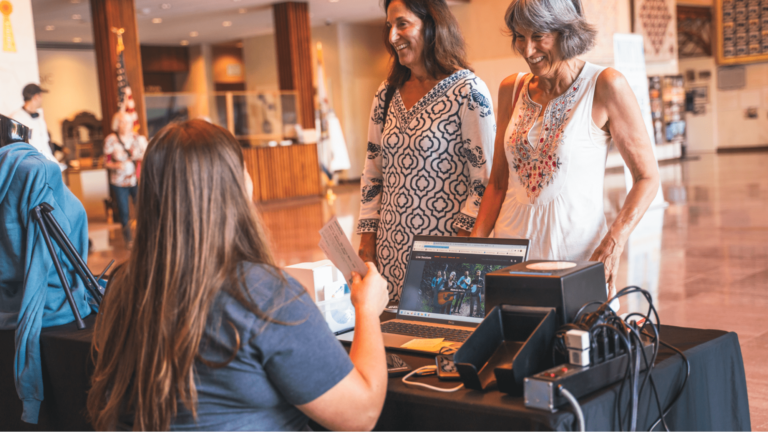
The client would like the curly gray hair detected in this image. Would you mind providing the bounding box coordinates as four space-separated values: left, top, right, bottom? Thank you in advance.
505 0 597 59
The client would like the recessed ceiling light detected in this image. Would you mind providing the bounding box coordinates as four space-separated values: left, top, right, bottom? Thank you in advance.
238 8 246 13
71 14 82 20
152 18 162 24
222 21 232 27
232 0 242 2
330 0 339 2
161 3 171 9
73 37 82 43
189 31 199 37
45 25 55 31
180 40 189 46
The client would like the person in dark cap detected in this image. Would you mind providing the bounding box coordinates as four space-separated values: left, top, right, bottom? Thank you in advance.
10 84 66 171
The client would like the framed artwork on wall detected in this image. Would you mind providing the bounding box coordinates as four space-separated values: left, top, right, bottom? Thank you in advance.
633 0 678 62
714 0 768 65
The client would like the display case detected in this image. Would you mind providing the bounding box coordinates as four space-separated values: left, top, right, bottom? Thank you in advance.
661 75 687 146
144 90 302 146
714 0 768 65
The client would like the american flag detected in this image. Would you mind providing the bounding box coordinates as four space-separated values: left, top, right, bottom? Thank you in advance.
113 27 139 132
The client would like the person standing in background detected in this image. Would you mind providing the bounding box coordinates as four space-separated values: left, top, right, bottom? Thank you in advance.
454 270 472 314
469 269 484 317
103 111 148 244
431 270 445 311
357 0 496 302
443 272 458 315
10 84 66 171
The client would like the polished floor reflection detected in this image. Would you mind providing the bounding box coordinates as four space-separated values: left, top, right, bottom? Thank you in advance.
87 152 768 427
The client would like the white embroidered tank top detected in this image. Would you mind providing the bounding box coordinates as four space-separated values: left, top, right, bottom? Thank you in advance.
494 62 611 261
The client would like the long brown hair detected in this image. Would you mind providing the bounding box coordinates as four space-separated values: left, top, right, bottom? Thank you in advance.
383 0 473 89
87 120 282 431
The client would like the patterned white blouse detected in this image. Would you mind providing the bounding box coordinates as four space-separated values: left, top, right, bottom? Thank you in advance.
103 133 148 187
357 70 495 301
494 62 612 262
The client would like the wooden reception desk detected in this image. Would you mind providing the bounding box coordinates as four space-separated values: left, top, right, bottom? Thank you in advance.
243 143 322 202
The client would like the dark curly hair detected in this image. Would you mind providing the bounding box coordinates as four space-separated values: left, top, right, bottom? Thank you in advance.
383 0 472 89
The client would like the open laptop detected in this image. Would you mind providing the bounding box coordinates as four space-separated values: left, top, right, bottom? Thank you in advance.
337 235 530 352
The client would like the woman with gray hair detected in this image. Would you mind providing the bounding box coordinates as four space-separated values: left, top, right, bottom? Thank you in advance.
471 0 660 297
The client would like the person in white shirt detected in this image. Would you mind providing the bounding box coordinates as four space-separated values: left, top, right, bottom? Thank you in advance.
9 84 66 171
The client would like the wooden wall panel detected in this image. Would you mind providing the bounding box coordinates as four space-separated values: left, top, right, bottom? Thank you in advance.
259 201 325 267
140 46 190 73
243 144 322 202
90 0 147 136
273 2 315 129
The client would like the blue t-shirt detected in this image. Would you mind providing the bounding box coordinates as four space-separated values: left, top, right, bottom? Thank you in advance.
170 263 354 430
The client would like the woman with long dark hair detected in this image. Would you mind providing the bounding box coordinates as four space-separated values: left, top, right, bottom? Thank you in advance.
87 120 389 431
357 0 496 301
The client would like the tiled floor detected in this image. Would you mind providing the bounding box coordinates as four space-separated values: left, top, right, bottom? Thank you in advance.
86 152 768 428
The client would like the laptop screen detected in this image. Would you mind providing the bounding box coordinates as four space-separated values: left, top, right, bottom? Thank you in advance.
397 238 529 324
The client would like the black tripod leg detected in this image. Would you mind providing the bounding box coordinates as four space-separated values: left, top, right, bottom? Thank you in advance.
31 207 86 330
40 210 103 302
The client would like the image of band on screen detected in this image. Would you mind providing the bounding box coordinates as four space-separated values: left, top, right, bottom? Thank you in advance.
397 241 528 323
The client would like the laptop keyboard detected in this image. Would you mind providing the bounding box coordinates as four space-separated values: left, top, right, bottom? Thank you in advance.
381 321 473 343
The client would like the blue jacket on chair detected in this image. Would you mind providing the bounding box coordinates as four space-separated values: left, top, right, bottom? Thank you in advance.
0 143 95 424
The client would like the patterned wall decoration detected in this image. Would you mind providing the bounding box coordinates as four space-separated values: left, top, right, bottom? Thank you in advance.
0 0 39 117
678 6 713 58
714 0 768 65
634 0 678 61
1 1 16 52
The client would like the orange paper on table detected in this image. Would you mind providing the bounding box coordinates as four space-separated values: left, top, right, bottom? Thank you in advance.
400 338 455 352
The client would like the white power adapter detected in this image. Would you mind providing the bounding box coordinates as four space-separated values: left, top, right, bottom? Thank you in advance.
565 329 590 366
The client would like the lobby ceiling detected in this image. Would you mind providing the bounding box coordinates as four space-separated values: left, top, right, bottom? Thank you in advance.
32 0 388 46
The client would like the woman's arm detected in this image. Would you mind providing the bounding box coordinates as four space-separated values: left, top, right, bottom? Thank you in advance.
453 79 496 237
357 85 389 265
297 263 388 431
590 68 660 295
102 134 123 170
470 74 519 237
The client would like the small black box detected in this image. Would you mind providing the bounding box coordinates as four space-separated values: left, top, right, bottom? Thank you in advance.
485 261 607 325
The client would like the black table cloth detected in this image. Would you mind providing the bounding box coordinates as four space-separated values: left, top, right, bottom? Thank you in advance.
1 314 96 431
372 324 751 431
0 315 751 431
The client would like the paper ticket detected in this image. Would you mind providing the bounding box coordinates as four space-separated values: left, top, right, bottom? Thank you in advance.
318 216 368 285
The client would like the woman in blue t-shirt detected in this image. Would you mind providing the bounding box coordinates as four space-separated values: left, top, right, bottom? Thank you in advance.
87 120 389 431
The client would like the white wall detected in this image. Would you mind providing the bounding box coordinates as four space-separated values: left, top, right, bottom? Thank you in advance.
242 34 280 92
680 56 718 153
336 23 391 179
716 62 768 149
0 0 39 116
36 48 102 144
313 24 346 133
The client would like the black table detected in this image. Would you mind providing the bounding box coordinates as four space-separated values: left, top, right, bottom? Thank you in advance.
1 315 751 431
372 323 751 431
1 315 96 431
